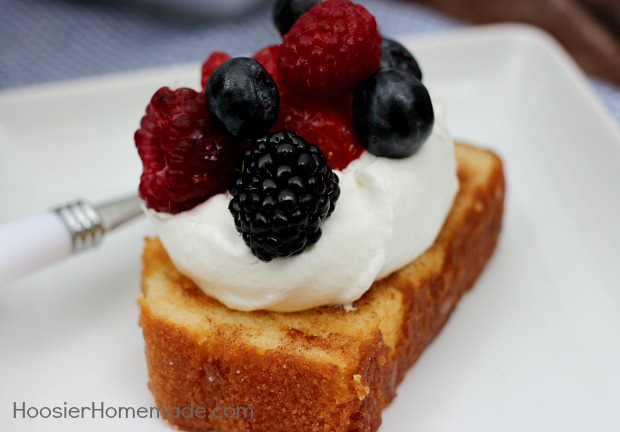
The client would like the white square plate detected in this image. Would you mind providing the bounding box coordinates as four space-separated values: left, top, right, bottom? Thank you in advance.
1 24 619 431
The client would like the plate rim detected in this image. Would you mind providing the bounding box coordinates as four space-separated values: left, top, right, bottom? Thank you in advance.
2 23 620 432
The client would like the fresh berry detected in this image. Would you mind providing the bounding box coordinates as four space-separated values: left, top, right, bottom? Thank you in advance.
229 131 340 262
278 0 382 96
273 0 322 36
201 51 231 91
380 38 422 81
272 90 364 170
252 44 281 82
207 57 279 140
353 69 434 158
135 87 244 214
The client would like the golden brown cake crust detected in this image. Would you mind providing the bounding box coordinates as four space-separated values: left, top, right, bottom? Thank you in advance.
139 142 505 432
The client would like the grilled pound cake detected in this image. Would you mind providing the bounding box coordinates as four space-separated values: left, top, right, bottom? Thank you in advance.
139 142 505 432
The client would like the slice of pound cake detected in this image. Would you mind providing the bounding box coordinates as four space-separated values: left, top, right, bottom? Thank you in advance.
139 142 505 432
135 2 505 430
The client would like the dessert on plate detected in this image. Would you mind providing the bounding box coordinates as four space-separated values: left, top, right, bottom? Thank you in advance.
135 0 505 430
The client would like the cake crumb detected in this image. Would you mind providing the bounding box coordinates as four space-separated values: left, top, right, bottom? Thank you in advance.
352 374 369 400
343 303 357 312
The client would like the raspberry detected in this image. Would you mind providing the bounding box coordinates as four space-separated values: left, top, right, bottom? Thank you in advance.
135 87 244 214
278 0 381 96
272 87 364 170
252 44 281 83
229 131 340 262
201 51 231 90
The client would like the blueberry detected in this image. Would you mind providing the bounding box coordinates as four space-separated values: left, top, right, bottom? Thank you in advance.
273 0 322 36
353 69 434 159
380 38 423 81
206 57 279 140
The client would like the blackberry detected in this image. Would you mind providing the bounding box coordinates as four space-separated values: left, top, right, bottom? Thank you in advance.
229 131 340 262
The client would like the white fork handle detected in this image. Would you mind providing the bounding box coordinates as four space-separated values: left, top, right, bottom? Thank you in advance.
0 195 142 286
0 211 72 286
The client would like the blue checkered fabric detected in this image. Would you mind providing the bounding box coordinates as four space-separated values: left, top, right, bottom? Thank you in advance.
1 0 619 124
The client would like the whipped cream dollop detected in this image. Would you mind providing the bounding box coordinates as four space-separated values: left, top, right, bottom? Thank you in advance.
148 98 458 312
